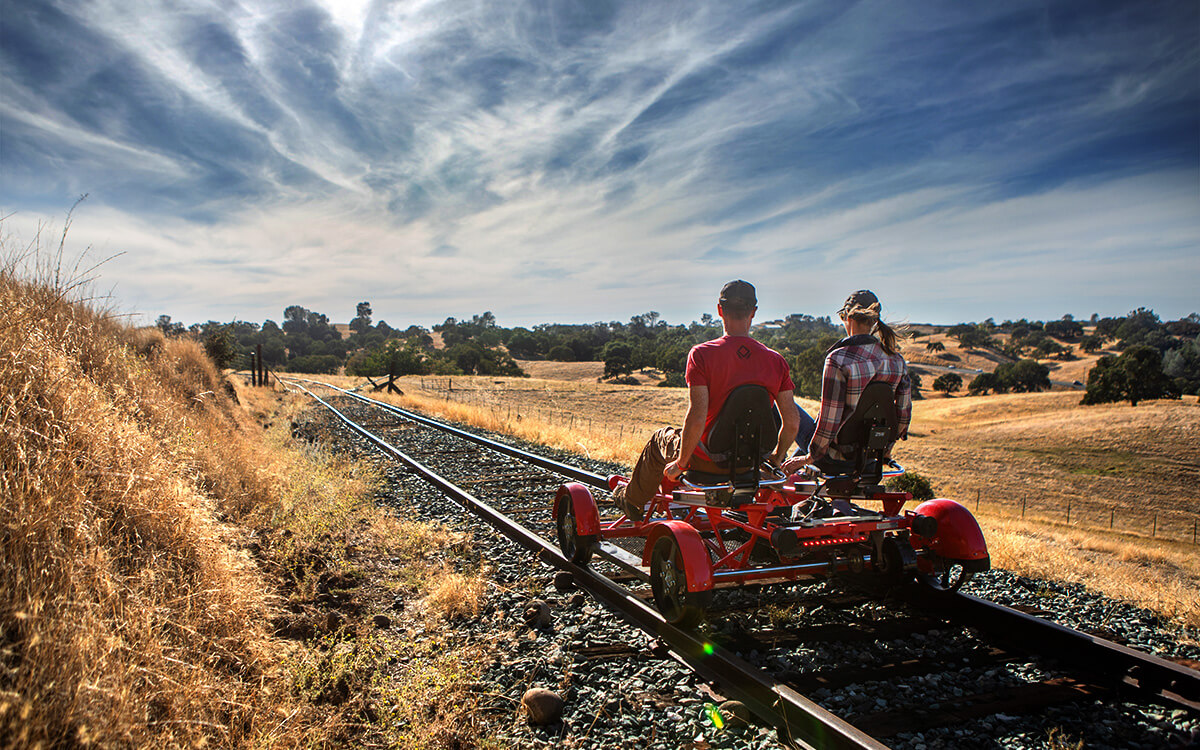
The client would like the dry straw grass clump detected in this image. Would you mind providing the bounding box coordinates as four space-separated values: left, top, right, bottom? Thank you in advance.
0 229 299 747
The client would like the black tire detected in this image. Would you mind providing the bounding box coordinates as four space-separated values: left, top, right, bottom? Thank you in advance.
877 536 914 585
650 536 711 628
557 498 596 565
917 557 973 594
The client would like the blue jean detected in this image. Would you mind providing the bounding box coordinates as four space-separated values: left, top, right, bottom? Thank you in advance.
793 404 857 476
794 404 816 455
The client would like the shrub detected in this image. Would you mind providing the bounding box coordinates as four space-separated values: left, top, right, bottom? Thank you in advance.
994 359 1051 392
203 324 238 369
887 470 934 501
610 375 640 386
658 372 686 388
968 371 999 395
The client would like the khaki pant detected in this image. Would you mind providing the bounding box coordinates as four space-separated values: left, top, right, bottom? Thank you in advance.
623 427 682 510
621 428 745 515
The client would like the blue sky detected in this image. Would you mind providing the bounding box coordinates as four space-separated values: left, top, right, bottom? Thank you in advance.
2 0 1197 329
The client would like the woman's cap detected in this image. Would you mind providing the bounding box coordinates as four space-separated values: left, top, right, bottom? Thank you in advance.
719 280 757 309
839 289 880 317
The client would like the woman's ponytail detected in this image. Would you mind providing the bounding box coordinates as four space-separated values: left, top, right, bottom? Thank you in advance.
872 319 903 356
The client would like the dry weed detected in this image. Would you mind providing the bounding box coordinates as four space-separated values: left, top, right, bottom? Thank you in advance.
1 224 287 746
424 571 489 621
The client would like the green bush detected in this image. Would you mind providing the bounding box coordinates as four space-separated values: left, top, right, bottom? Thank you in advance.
657 372 686 388
887 470 934 501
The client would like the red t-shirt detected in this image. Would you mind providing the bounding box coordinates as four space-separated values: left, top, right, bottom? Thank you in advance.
685 335 794 458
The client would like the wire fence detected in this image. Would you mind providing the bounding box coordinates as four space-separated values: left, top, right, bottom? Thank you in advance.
417 378 1199 545
957 488 1198 545
415 378 663 444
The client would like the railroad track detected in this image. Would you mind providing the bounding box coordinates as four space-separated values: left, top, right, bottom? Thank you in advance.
284 378 1200 749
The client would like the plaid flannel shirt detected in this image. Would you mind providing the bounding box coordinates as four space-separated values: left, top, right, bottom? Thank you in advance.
809 334 912 462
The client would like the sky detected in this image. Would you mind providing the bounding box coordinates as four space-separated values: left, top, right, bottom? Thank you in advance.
2 0 1197 329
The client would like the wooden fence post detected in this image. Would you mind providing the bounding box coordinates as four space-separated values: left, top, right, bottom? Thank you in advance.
256 344 264 387
1152 514 1157 538
1066 499 1071 525
1110 508 1115 529
1021 496 1026 518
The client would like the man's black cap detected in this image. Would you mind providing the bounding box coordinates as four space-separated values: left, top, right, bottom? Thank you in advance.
719 280 757 309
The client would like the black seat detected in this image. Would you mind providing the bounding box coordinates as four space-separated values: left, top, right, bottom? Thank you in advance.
687 384 776 502
825 381 899 494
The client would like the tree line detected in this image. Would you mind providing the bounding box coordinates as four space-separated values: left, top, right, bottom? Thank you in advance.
156 304 1198 406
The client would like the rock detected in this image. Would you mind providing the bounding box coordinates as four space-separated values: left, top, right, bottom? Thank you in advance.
372 614 391 629
568 592 586 608
553 571 576 591
718 700 751 729
522 687 565 725
523 599 552 629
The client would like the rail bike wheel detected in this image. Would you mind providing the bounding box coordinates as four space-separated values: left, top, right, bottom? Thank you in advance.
557 495 596 565
917 556 973 594
650 536 711 628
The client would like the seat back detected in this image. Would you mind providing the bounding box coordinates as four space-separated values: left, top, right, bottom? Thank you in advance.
834 380 899 485
696 385 775 497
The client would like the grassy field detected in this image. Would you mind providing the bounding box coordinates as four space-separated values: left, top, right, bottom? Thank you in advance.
314 369 1200 628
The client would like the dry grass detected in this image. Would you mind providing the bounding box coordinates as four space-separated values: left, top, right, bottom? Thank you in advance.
515 359 664 385
424 571 489 621
902 392 1200 522
1 240 287 746
904 328 1126 398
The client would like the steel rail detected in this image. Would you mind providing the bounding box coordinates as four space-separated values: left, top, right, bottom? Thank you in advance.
289 378 609 490
945 593 1200 708
284 378 887 750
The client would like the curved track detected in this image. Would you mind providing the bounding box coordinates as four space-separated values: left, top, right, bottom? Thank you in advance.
285 378 1199 749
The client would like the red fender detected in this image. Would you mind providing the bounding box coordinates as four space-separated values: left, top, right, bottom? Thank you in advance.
553 483 600 537
911 498 989 562
641 521 714 593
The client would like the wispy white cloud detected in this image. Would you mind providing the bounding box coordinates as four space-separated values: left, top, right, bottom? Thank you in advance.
1 0 1196 327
